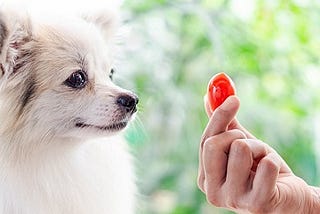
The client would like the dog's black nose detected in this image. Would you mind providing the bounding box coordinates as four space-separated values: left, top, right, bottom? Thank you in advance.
116 94 139 113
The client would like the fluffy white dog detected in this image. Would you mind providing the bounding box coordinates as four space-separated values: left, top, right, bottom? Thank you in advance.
0 9 138 214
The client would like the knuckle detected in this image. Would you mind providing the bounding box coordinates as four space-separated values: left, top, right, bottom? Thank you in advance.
206 191 222 207
225 197 239 210
230 139 249 154
200 135 218 150
231 129 247 139
203 137 217 151
257 139 269 149
260 157 279 173
259 141 269 154
203 139 212 152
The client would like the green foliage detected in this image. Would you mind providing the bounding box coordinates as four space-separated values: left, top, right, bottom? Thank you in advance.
116 0 320 213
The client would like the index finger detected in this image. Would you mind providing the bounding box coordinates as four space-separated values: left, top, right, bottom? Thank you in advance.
198 96 241 193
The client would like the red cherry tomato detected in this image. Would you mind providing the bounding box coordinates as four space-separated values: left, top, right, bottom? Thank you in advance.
207 72 236 111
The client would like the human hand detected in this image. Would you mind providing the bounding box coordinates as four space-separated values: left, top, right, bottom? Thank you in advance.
198 96 319 213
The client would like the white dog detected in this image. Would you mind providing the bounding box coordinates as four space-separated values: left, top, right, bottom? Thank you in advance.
0 9 137 214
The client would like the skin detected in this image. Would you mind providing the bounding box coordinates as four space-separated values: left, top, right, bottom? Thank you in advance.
198 95 320 213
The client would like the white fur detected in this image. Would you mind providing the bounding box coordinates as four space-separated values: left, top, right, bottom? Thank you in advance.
0 9 136 214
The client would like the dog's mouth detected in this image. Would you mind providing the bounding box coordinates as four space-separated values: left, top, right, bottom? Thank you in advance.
75 121 128 131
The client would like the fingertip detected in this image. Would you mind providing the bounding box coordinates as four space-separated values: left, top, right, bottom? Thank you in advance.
219 95 240 113
225 95 240 107
230 95 240 105
233 129 247 139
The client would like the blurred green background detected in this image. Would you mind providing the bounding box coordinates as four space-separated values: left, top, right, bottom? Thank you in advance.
114 0 320 213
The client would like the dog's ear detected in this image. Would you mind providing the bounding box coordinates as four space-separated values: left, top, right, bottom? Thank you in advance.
82 10 120 41
0 11 32 79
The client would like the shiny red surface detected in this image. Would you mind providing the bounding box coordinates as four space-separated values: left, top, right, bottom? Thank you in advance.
207 73 236 111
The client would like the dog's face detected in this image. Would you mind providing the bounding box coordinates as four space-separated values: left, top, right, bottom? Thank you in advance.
0 11 138 141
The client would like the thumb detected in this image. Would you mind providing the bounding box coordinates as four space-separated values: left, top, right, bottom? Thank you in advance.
203 95 240 137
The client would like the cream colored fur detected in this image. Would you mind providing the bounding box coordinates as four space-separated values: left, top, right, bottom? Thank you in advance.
0 9 136 214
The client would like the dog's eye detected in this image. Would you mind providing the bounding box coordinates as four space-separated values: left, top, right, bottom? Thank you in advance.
109 68 115 81
65 70 88 89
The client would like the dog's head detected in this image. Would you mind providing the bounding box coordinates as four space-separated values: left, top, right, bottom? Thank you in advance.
0 10 138 142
